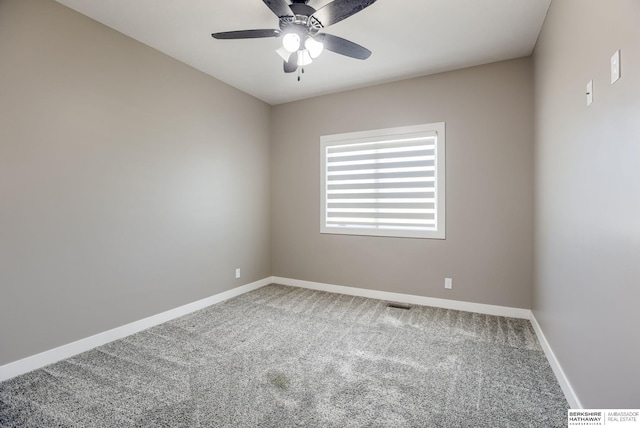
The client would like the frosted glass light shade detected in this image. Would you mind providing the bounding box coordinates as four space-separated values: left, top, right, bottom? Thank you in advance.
282 33 301 53
276 47 291 61
298 50 313 66
305 37 324 58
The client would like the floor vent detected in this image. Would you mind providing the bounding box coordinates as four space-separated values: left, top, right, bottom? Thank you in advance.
387 303 411 310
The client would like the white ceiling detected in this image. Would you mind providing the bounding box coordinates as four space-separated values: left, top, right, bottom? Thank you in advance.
54 0 551 105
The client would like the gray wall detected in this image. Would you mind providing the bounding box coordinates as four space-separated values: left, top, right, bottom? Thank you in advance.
0 0 271 364
533 0 640 407
271 58 535 309
7 0 637 408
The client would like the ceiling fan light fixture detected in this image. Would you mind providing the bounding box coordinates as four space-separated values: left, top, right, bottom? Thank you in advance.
304 37 324 58
282 33 301 53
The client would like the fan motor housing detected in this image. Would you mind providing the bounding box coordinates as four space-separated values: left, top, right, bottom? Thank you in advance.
279 13 322 36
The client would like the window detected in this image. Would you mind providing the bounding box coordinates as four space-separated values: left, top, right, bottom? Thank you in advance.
320 122 445 239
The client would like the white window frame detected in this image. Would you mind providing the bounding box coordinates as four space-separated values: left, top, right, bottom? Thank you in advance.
320 122 445 239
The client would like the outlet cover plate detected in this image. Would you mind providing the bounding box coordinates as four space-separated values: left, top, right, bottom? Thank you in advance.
611 50 620 84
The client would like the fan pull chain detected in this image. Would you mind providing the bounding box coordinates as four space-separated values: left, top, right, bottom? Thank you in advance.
297 67 305 82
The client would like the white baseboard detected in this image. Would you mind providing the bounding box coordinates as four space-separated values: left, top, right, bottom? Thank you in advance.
272 276 531 319
529 312 582 409
0 278 271 382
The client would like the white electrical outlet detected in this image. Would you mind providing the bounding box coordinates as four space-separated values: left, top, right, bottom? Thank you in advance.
235 268 241 279
611 50 621 84
445 278 452 289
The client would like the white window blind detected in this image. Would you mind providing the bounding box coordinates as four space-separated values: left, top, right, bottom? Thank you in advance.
321 123 445 239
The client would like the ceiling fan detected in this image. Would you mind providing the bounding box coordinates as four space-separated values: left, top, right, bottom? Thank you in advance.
211 0 377 75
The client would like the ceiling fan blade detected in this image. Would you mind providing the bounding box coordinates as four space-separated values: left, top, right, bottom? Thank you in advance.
289 1 316 16
212 29 280 39
284 55 298 73
315 33 371 60
263 0 293 18
311 0 377 27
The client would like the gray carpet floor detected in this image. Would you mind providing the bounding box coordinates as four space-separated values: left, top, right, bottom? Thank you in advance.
0 284 568 427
